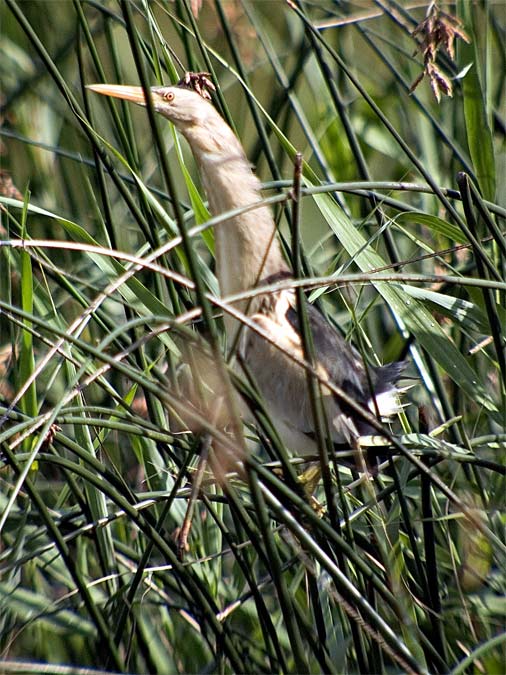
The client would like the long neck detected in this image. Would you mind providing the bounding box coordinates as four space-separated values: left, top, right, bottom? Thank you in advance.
203 155 287 300
182 118 288 300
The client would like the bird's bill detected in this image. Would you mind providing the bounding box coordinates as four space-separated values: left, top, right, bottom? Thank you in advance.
87 84 149 106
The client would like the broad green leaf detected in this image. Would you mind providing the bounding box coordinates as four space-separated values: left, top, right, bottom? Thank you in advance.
395 212 467 244
401 285 490 333
130 170 219 296
0 196 99 244
171 126 214 253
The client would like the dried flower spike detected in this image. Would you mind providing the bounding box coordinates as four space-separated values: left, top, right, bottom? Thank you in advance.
410 1 470 101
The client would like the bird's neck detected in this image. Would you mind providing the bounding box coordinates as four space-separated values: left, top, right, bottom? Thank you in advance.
203 156 287 296
181 120 288 346
205 160 289 343
183 122 288 298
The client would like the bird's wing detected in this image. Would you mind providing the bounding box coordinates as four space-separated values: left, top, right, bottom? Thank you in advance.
243 287 405 447
244 288 370 443
284 293 406 422
284 295 371 405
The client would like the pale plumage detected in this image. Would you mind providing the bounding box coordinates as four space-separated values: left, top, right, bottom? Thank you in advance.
88 82 405 458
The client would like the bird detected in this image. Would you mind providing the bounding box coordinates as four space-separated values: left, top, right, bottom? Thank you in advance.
88 78 406 466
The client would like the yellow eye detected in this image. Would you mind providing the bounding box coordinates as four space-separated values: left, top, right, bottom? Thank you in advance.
163 91 175 102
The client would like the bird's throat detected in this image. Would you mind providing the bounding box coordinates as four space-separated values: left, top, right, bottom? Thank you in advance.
198 154 287 299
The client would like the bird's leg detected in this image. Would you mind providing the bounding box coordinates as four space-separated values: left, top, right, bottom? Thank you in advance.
297 463 326 517
177 431 212 559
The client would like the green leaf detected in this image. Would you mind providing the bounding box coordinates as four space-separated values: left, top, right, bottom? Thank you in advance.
172 127 214 253
460 3 496 201
0 196 99 245
18 191 37 420
395 212 467 244
401 285 491 333
1 196 180 355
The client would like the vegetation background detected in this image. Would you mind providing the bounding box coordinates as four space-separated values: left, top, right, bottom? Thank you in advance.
0 1 504 673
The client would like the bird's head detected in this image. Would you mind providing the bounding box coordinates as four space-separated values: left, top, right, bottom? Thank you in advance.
87 83 240 157
87 84 216 129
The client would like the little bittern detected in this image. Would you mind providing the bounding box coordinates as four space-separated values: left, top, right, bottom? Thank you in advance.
89 82 405 458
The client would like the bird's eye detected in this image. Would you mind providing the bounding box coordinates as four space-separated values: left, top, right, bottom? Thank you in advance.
163 91 175 103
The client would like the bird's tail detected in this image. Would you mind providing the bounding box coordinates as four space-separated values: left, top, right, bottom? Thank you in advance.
376 361 407 391
369 360 409 418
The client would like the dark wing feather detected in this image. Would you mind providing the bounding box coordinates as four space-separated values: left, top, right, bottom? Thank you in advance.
285 301 369 401
285 296 406 414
